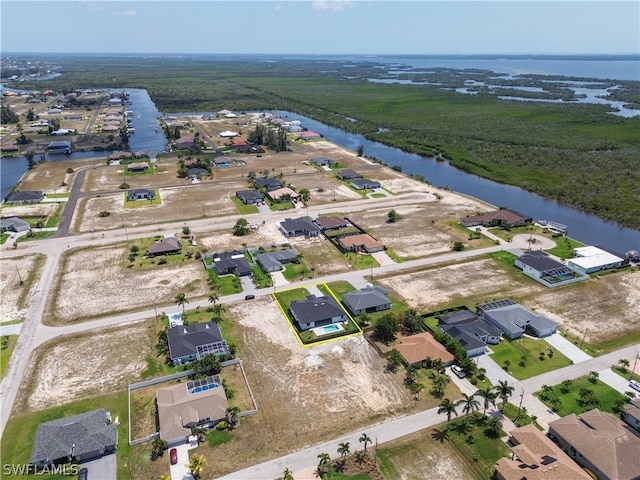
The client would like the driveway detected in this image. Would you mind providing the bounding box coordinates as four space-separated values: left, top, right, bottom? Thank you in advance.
0 322 23 336
598 367 635 394
544 333 592 364
476 353 516 385
370 250 396 266
170 443 195 480
81 453 116 480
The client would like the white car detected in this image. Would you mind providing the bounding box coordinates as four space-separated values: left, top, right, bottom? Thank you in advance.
451 365 466 379
629 380 640 392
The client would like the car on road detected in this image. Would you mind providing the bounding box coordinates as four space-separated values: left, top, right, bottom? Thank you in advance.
170 448 178 465
451 365 466 378
244 294 255 300
630 380 640 392
78 468 88 480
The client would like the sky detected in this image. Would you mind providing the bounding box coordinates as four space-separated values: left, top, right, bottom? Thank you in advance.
1 1 639 55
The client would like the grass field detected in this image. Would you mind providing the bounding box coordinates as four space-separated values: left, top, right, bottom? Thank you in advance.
489 337 572 380
1 335 18 381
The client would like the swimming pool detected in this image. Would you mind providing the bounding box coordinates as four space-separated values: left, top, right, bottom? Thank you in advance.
189 383 219 394
323 324 340 333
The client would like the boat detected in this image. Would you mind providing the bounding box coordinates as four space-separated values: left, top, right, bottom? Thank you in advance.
538 219 568 235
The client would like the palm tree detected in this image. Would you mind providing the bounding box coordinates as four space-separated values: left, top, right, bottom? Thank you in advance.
337 441 350 457
476 387 497 416
317 452 331 476
541 384 554 400
456 393 480 424
359 433 372 452
159 475 171 480
226 406 240 428
174 292 188 313
437 398 458 431
496 380 515 412
283 467 294 480
486 416 503 438
188 454 205 479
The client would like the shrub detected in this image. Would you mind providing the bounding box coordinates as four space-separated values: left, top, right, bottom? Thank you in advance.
119 182 130 189
99 210 111 217
66 167 74 173
215 420 228 431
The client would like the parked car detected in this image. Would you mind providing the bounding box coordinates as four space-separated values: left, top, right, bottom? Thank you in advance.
451 365 466 379
78 468 88 480
170 448 178 465
630 380 640 392
244 294 255 300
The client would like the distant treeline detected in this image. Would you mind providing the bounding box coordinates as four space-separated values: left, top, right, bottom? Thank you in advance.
10 56 640 230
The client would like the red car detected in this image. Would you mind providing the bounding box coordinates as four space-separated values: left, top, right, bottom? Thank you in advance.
169 448 178 465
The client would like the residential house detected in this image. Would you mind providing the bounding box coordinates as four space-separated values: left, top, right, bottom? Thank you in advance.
109 151 133 161
621 399 640 433
460 209 532 228
256 248 298 273
548 409 640 480
187 168 209 179
314 216 350 231
297 131 322 141
351 178 381 190
515 250 577 285
146 237 181 257
439 309 502 357
568 246 625 275
0 216 30 233
342 287 391 316
127 188 155 201
395 332 455 367
127 162 149 172
338 233 384 253
230 139 251 153
290 294 348 331
337 169 363 180
236 190 263 205
30 409 117 468
167 321 230 366
312 157 334 167
267 187 299 202
254 178 283 192
174 136 197 150
156 376 228 446
5 190 44 204
476 298 558 339
211 253 252 277
280 218 320 238
495 423 590 480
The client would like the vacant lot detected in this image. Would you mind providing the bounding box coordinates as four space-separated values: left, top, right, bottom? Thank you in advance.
199 221 285 251
14 320 153 412
0 201 62 219
0 254 44 323
82 158 187 191
46 244 209 324
18 158 102 193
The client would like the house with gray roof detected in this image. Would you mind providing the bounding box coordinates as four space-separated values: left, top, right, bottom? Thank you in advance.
515 250 583 287
254 177 283 191
477 298 558 339
256 248 298 273
167 321 230 366
127 188 155 201
212 256 252 277
351 178 381 190
290 294 348 331
312 156 334 167
280 217 320 238
5 190 44 204
438 309 502 357
336 169 363 180
30 409 117 468
146 237 181 256
622 399 640 433
0 216 30 233
342 287 391 316
236 189 263 204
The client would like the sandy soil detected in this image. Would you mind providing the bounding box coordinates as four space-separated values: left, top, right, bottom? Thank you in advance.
16 321 153 412
48 245 209 323
199 221 286 251
18 158 102 193
0 255 43 323
0 202 62 218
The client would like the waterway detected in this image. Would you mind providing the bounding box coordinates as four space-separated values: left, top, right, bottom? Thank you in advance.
2 80 639 253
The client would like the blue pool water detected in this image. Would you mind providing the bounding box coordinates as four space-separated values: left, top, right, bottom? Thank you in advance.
190 383 219 394
323 325 340 333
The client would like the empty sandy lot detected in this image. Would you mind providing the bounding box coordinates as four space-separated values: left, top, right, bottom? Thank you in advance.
0 202 61 219
46 244 209 324
0 254 44 323
18 158 102 193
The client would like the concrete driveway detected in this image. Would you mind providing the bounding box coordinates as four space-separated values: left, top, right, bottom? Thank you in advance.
476 353 516 385
81 453 116 480
169 443 195 480
0 322 23 336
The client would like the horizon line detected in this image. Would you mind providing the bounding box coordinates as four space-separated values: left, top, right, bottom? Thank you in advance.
2 52 639 57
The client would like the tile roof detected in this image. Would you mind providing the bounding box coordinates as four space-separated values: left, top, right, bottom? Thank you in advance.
396 332 454 365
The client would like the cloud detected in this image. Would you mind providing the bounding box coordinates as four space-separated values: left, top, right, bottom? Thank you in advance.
311 0 356 13
113 9 137 16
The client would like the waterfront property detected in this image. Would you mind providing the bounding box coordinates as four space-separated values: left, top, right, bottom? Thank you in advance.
4 190 44 204
156 375 228 446
495 423 590 480
167 321 230 366
289 294 348 331
514 250 586 288
0 216 30 233
29 409 117 468
568 246 625 275
46 140 72 154
460 209 532 228
548 409 640 480
476 298 558 339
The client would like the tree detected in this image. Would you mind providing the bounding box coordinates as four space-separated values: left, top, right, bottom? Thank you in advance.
456 392 480 424
188 454 205 479
233 218 250 236
386 349 403 373
183 226 191 235
317 452 331 476
337 442 350 457
130 245 139 255
387 209 400 223
496 380 514 412
190 354 222 378
25 150 37 170
357 145 364 157
373 314 398 345
299 188 311 204
283 467 295 480
476 387 497 416
618 358 630 373
452 241 465 251
150 437 167 460
226 406 240 428
437 398 458 431
589 371 600 384
486 416 503 438
174 292 188 313
1 336 11 350
359 433 372 452
402 309 423 334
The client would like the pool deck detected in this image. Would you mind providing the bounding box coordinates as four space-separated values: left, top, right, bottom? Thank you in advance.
310 322 345 337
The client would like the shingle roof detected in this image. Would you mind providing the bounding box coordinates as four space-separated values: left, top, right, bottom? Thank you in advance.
167 322 227 360
6 190 44 202
236 190 263 202
147 237 181 255
30 409 117 465
342 287 390 313
290 295 345 324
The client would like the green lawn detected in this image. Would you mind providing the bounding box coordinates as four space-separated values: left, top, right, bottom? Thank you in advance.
345 252 379 271
1 335 18 381
1 233 9 245
612 364 640 383
489 337 572 380
206 429 232 447
545 236 586 259
282 257 313 281
123 190 162 208
322 281 356 297
15 231 56 243
535 375 628 417
230 196 259 214
206 270 242 296
1 391 131 480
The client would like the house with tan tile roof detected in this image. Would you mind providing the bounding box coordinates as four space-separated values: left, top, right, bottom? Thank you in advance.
395 332 454 367
495 423 590 480
548 409 640 480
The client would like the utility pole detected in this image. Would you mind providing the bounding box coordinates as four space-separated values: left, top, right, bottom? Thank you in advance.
15 266 23 285
579 328 588 350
